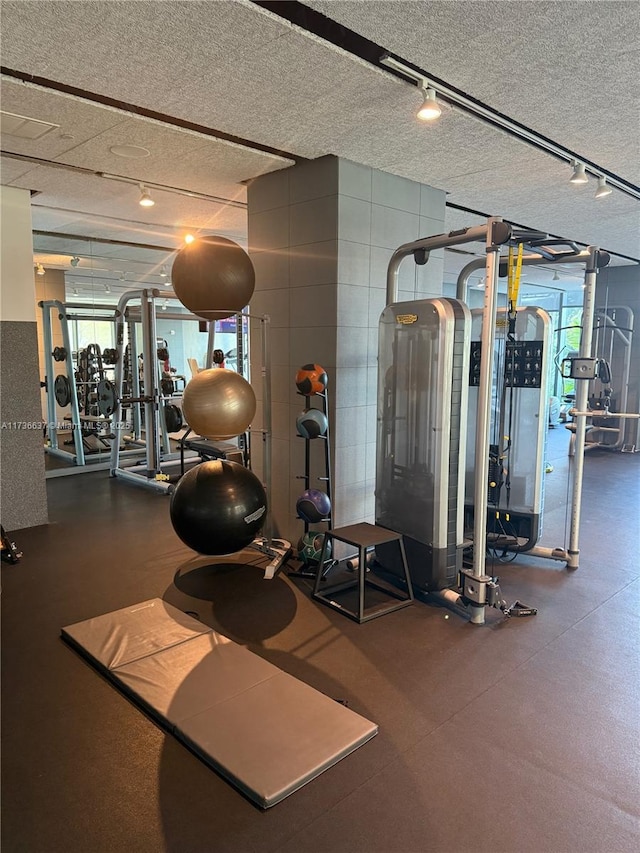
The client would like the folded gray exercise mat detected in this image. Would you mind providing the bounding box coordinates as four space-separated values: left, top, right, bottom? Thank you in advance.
61 599 378 808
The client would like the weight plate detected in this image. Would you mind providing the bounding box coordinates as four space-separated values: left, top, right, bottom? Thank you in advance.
164 403 183 433
161 377 175 396
97 378 118 417
54 375 72 407
52 346 67 363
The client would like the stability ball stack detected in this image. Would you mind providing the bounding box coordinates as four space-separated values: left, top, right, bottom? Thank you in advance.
169 236 265 556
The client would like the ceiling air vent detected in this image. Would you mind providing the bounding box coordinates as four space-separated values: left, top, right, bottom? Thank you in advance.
0 111 60 140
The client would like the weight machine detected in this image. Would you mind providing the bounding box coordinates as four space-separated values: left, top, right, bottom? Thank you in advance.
566 305 636 452
377 218 613 623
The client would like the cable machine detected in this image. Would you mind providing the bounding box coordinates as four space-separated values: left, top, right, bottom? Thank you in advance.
580 305 635 451
378 218 618 623
456 244 614 571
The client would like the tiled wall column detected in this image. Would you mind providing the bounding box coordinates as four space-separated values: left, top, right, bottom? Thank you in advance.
247 156 445 544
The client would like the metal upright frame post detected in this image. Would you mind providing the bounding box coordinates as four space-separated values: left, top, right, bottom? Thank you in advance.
40 301 58 451
320 390 332 522
249 312 292 578
468 219 504 625
142 290 161 476
40 300 85 464
566 248 598 569
261 313 273 545
128 318 142 439
110 289 172 493
206 321 216 369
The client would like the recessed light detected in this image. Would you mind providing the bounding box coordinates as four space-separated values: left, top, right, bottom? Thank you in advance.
109 144 151 159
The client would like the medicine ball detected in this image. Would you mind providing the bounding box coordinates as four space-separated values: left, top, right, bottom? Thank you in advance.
297 531 332 566
170 460 267 555
295 363 328 396
296 408 328 439
296 489 331 524
171 235 255 321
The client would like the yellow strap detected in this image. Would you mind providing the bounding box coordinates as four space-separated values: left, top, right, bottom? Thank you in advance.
507 244 524 311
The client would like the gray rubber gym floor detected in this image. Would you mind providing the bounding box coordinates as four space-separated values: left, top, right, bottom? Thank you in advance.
2 430 639 853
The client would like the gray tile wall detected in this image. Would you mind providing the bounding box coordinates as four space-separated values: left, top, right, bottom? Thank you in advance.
247 155 445 544
1 321 49 530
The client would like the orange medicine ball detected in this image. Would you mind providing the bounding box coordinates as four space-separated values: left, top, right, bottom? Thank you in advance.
295 363 328 396
182 368 256 440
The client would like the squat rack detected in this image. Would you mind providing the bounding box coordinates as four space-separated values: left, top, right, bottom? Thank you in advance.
107 289 291 575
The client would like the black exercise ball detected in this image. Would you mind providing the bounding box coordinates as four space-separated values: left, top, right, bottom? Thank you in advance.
170 460 267 555
171 235 255 321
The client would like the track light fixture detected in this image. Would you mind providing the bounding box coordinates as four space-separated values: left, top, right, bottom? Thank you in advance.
553 271 560 281
160 265 168 278
138 183 155 207
377 56 443 123
378 54 638 202
100 173 247 210
569 162 588 185
35 262 45 276
72 287 78 295
417 86 441 121
594 176 612 199
70 256 80 267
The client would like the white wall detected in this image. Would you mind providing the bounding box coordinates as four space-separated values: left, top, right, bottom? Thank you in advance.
0 186 37 321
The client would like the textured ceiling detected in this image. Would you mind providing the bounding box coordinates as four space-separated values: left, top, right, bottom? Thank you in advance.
1 0 638 289
309 0 640 181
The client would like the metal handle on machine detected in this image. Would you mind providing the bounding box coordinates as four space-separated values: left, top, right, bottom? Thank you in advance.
386 222 511 305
